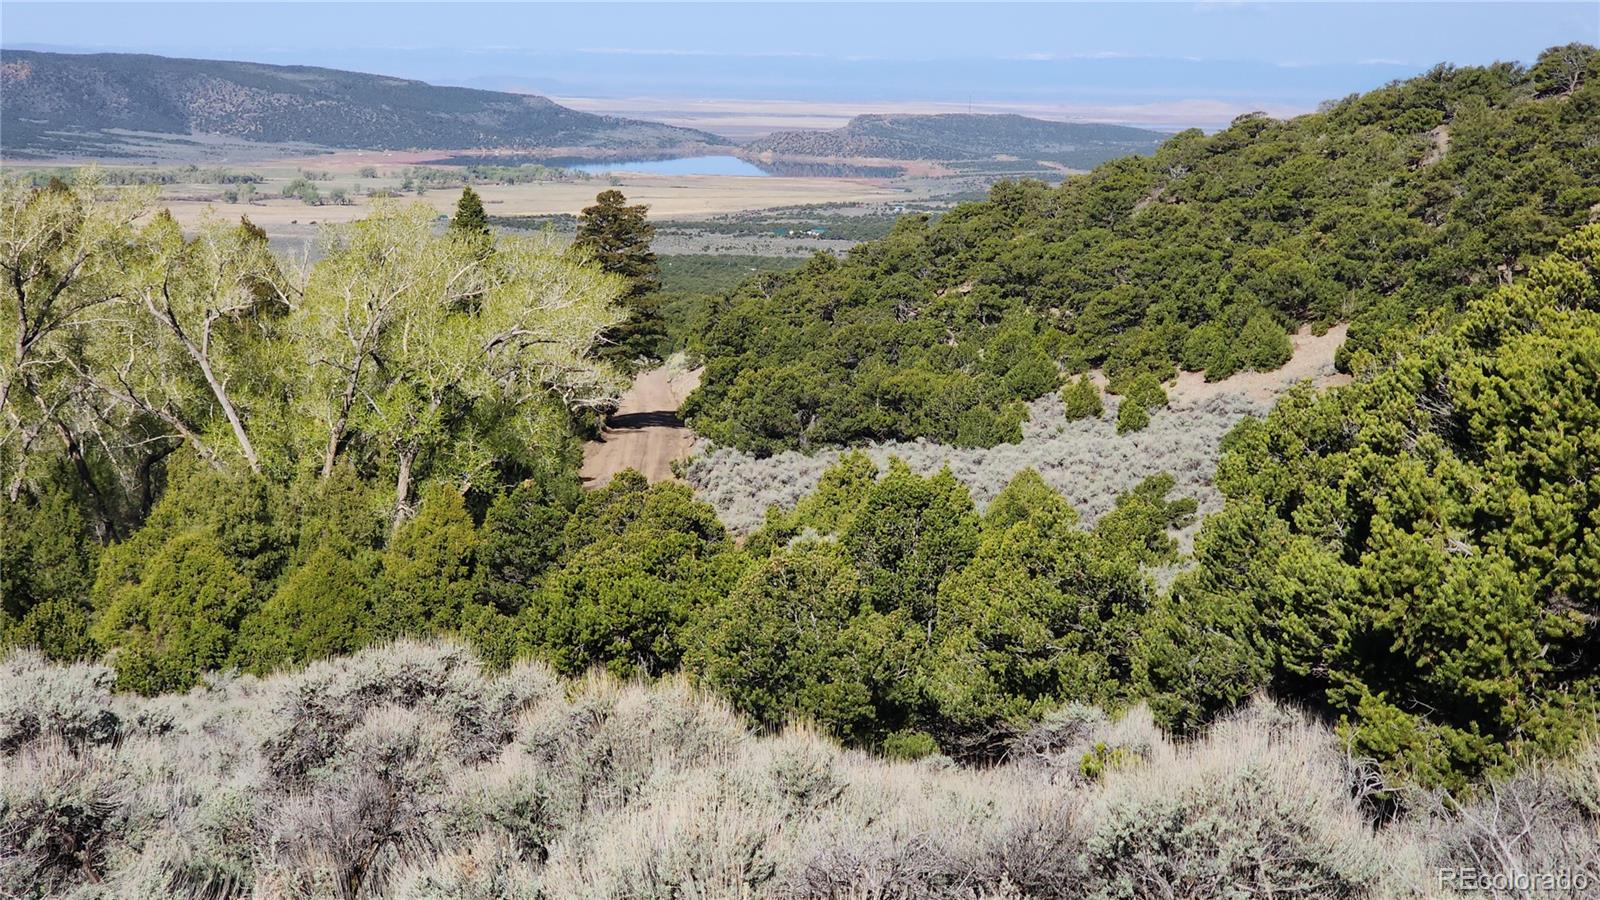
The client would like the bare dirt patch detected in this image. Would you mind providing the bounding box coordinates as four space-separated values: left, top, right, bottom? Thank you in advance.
1169 323 1351 404
581 365 703 488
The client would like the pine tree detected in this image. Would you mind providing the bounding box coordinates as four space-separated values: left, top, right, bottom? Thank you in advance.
575 190 665 363
449 186 490 238
575 190 660 296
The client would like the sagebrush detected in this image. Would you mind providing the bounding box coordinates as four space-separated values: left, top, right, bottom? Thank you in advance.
3 641 1597 899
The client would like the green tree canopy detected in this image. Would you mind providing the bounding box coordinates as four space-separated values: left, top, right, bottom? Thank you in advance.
574 189 660 297
574 189 666 365
684 51 1600 453
449 185 490 238
1144 225 1600 789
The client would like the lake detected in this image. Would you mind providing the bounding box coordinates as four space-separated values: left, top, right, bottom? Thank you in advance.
564 155 771 177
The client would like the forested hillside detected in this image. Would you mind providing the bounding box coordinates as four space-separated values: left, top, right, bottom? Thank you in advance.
685 45 1600 454
5 46 1600 893
5 166 1597 796
0 50 729 158
744 113 1166 167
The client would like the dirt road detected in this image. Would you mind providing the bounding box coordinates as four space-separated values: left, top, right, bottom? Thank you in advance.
580 366 703 488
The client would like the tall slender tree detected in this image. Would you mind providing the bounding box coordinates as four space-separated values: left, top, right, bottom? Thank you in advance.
575 190 665 364
574 190 659 296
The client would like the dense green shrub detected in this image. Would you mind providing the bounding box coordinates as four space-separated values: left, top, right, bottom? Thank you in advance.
236 546 382 674
697 463 1177 757
1143 226 1600 788
376 485 480 637
519 473 741 678
840 460 981 614
1114 373 1168 411
1060 376 1104 420
91 531 255 694
1179 321 1235 380
1115 401 1149 434
689 542 883 741
1091 473 1197 568
922 470 1153 753
1233 310 1295 372
0 477 99 631
473 473 580 615
7 599 98 663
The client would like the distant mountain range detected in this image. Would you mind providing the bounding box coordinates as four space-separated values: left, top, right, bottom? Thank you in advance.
744 114 1166 167
0 50 1168 169
0 50 730 159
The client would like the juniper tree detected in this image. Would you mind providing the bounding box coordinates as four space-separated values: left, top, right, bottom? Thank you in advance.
1143 225 1600 788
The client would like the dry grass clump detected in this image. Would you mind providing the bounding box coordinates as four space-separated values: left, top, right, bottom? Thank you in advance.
1081 701 1410 898
0 651 123 753
3 641 1596 898
1413 740 1600 898
686 392 1268 546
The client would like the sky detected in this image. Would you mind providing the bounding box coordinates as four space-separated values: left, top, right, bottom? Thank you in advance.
3 2 1596 130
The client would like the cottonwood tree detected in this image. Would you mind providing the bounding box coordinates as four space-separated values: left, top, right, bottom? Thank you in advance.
90 212 290 474
295 203 457 479
295 204 627 527
0 175 155 525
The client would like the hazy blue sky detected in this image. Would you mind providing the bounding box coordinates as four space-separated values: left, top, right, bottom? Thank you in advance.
4 2 1595 128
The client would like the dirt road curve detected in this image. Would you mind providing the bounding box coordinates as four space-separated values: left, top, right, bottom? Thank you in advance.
580 366 703 488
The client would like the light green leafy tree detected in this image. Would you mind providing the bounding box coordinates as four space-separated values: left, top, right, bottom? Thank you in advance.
0 174 156 533
293 203 627 527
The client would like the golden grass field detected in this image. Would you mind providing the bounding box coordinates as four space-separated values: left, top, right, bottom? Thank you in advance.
140 153 909 237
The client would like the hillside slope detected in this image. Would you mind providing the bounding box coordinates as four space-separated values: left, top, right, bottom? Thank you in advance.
686 45 1600 454
0 49 730 158
745 113 1165 166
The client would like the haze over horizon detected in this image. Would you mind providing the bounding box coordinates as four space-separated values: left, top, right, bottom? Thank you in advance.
4 1 1594 132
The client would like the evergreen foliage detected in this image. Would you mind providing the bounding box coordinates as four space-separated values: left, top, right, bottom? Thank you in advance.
448 186 490 239
1060 375 1104 421
687 47 1600 452
1143 226 1600 788
4 48 1600 801
692 463 1182 753
518 473 738 679
91 531 254 694
1115 400 1149 434
576 190 667 365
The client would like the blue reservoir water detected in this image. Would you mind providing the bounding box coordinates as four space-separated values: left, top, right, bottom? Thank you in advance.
566 155 770 177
